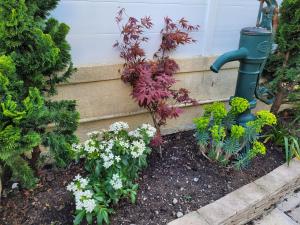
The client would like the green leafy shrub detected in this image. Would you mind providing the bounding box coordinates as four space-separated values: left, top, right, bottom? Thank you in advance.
0 55 45 188
0 0 79 187
67 122 156 225
265 120 300 165
283 135 300 164
262 0 300 163
263 0 300 114
194 97 277 168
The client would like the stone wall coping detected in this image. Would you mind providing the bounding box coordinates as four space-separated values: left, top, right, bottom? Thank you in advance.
64 56 239 85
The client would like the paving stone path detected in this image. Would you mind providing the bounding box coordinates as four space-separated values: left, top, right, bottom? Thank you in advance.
251 189 300 225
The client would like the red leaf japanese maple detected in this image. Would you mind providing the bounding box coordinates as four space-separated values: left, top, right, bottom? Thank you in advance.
114 9 199 146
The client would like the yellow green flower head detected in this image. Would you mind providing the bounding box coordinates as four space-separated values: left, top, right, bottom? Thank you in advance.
194 117 210 131
256 110 277 126
231 125 245 139
230 97 250 115
246 120 263 133
210 125 226 142
252 141 267 156
204 102 227 123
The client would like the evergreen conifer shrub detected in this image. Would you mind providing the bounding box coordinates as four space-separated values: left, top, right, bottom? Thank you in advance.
263 0 300 114
0 55 44 188
0 0 79 188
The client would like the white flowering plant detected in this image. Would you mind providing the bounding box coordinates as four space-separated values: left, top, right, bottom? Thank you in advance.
67 122 156 225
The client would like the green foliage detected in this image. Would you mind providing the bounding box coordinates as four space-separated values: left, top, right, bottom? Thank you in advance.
263 0 300 113
204 102 227 124
0 0 79 187
231 125 245 139
230 97 250 115
43 100 79 167
264 8 300 164
256 110 278 125
210 125 226 143
194 97 277 169
265 120 300 165
193 117 210 131
250 141 267 157
284 136 300 165
67 122 156 225
0 0 74 95
0 55 43 188
246 110 277 133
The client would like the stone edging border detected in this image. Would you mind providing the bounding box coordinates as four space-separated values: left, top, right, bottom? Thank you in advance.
168 159 300 225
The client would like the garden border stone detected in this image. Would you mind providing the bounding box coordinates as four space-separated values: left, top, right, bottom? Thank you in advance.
168 159 300 225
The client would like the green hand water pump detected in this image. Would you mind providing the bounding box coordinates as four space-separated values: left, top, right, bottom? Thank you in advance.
210 0 279 125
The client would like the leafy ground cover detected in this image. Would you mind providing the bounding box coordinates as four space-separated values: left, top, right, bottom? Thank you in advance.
0 129 284 225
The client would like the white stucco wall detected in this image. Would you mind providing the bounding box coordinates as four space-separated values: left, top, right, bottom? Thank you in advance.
52 0 282 66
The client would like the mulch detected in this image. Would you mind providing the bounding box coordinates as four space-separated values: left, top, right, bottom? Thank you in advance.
0 130 285 225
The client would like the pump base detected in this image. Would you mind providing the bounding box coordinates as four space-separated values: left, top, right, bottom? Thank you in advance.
237 112 256 126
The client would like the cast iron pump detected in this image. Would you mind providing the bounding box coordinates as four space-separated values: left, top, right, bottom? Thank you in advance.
210 0 279 125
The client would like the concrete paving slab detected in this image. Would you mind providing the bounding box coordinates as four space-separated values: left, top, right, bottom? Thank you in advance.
277 190 300 212
254 208 298 225
286 206 300 224
167 212 209 225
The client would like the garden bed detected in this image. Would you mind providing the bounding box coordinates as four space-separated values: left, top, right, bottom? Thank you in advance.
0 130 284 225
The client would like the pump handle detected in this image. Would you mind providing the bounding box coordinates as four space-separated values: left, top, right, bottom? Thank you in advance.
256 0 279 34
256 0 264 27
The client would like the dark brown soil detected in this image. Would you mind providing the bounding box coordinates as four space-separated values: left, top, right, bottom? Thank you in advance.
0 130 285 225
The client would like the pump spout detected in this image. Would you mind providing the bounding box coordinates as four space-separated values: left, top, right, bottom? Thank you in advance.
210 47 248 73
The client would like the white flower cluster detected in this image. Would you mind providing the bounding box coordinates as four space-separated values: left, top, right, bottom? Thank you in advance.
128 124 156 139
109 121 129 133
67 122 156 220
118 139 130 149
87 130 101 137
100 151 120 168
128 129 142 138
110 174 123 190
71 143 82 153
130 140 146 158
99 140 121 168
141 124 156 137
71 122 155 172
67 175 96 213
83 139 98 154
75 190 96 212
67 174 89 191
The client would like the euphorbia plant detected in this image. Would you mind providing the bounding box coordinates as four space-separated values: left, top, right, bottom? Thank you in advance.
194 97 277 169
114 9 199 147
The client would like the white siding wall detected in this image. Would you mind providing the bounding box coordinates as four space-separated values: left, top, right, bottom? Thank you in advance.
52 0 282 66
